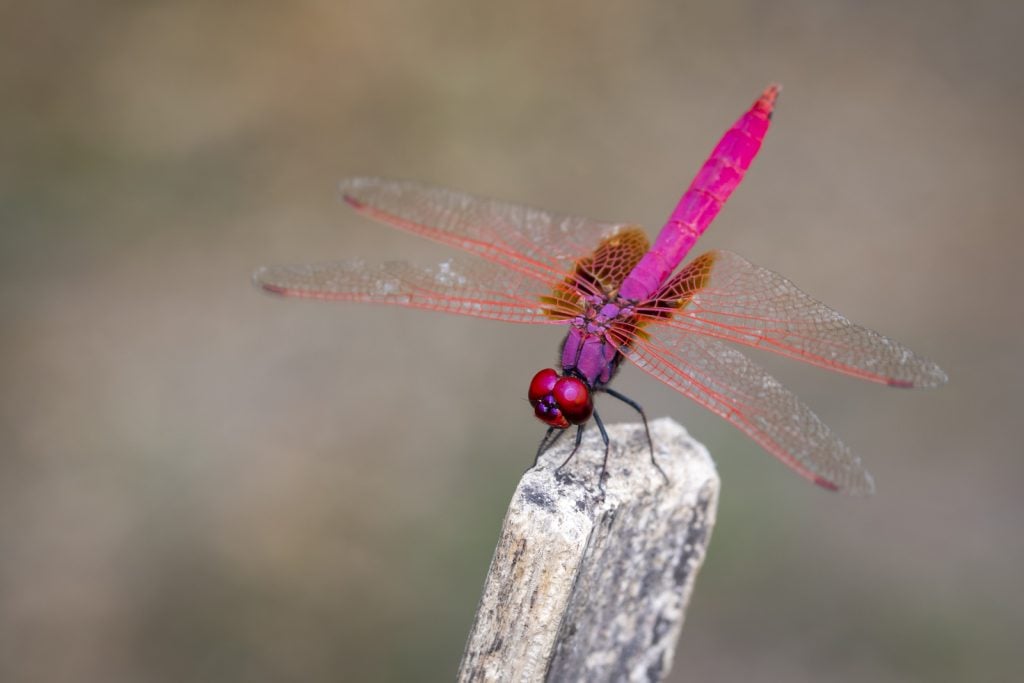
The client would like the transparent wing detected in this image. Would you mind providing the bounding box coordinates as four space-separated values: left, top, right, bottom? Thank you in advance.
643 250 947 388
339 177 635 282
254 255 584 323
623 331 875 494
542 228 651 316
255 226 655 322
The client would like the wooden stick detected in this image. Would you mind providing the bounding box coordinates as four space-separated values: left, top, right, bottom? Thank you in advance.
458 418 720 682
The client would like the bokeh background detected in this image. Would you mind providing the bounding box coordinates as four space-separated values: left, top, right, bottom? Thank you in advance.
3 1 1021 681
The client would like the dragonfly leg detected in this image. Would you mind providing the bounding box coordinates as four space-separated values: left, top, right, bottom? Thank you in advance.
531 427 565 470
602 387 669 485
555 425 586 471
592 410 612 493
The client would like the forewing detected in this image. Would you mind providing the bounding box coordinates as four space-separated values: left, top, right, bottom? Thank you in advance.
542 228 650 320
254 255 576 324
622 332 875 494
339 177 635 282
643 250 947 388
578 228 650 294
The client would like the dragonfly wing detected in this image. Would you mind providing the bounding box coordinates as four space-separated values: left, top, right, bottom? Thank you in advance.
339 178 635 281
646 250 947 388
541 228 651 318
623 331 875 494
254 255 570 324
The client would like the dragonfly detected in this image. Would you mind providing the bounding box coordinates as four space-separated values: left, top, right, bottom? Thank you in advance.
254 85 947 495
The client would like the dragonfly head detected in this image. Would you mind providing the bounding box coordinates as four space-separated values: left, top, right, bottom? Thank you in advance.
528 368 593 429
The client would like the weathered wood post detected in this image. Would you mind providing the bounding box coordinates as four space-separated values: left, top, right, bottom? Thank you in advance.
458 417 719 682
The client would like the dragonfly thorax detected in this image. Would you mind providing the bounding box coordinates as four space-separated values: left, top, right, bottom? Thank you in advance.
561 301 633 386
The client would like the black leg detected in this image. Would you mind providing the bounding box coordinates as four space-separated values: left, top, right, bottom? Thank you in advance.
556 424 586 471
602 386 669 484
591 410 612 492
532 426 564 469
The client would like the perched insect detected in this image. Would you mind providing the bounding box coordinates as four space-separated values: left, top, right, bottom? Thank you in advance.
255 85 946 494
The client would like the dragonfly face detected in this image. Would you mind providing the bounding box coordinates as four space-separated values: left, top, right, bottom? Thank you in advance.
528 368 593 429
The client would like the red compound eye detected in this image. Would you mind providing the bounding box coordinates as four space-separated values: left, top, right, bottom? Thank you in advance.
552 376 593 425
527 369 593 429
528 368 559 403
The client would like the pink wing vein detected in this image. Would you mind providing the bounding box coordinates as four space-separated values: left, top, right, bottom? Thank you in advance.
623 331 875 494
253 255 573 324
338 177 633 282
654 250 947 388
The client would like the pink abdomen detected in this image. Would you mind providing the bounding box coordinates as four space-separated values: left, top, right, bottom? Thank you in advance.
618 85 778 301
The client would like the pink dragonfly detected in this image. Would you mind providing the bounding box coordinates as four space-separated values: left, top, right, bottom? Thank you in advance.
255 85 946 495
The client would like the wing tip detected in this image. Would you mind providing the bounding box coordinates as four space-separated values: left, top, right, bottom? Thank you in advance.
887 362 949 389
338 177 377 209
852 469 876 496
251 267 295 297
338 179 366 209
812 475 841 492
251 267 269 290
813 470 876 496
923 363 950 388
259 283 288 296
342 193 364 210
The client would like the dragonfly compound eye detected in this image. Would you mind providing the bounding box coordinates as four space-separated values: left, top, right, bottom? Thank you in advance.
528 368 569 428
528 368 559 403
552 376 593 425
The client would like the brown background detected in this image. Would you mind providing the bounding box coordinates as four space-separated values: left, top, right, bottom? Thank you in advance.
2 1 1021 681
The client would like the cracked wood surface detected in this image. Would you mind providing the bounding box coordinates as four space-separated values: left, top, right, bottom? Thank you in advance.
458 418 719 683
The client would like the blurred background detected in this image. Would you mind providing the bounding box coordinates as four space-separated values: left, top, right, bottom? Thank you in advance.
2 1 1021 681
